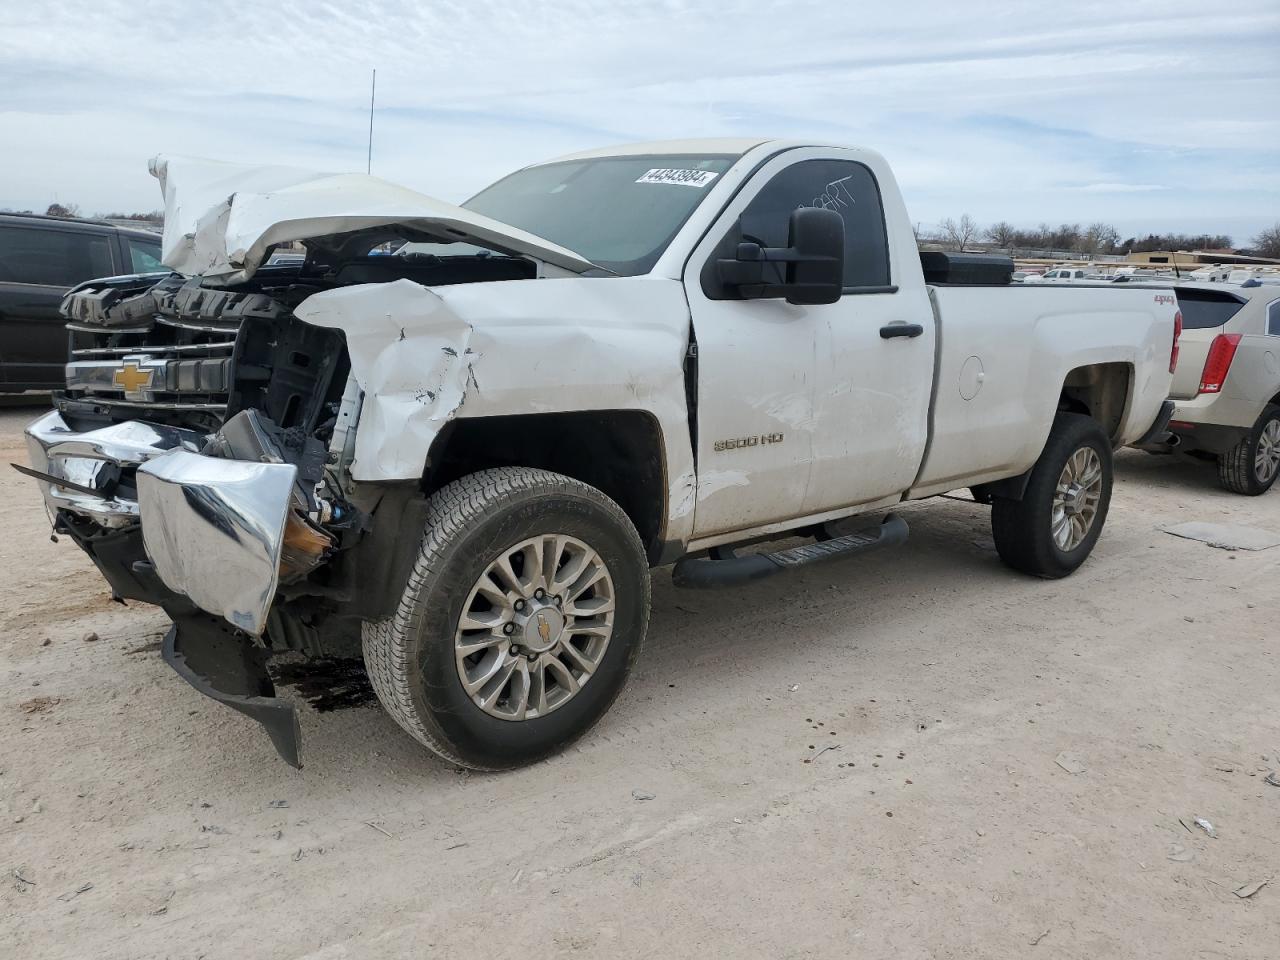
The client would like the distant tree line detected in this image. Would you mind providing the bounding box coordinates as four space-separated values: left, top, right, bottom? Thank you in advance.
0 203 163 225
928 216 1280 259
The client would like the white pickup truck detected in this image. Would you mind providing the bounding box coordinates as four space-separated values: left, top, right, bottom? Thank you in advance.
22 139 1179 769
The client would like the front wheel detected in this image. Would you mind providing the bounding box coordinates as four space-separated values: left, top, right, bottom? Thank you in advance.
1217 405 1280 496
991 413 1113 579
363 467 650 770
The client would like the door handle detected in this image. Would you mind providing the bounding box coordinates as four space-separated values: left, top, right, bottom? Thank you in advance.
880 323 924 339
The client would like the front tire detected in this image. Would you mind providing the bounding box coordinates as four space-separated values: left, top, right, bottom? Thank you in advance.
1217 404 1280 496
363 467 650 770
992 413 1113 579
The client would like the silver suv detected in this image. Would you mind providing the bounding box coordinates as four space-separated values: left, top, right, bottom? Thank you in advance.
1165 281 1280 494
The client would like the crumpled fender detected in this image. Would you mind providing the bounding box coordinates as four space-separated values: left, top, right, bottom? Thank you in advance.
292 275 699 544
295 278 475 481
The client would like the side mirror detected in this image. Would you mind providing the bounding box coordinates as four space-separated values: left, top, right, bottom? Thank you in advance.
716 207 844 305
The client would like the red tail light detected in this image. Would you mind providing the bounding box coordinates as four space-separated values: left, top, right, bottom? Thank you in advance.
1170 310 1182 373
1198 333 1242 394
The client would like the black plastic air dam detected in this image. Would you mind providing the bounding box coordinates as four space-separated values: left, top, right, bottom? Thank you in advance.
672 514 909 589
162 615 301 767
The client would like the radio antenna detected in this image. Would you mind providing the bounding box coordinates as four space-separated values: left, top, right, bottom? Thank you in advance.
367 69 377 175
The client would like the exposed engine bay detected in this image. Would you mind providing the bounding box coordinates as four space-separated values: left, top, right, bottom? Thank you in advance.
44 234 540 655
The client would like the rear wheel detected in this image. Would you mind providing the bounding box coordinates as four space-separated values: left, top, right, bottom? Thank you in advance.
1217 405 1280 496
362 467 650 770
992 413 1113 579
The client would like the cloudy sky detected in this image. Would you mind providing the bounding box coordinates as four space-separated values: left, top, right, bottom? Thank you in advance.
3 1 1278 243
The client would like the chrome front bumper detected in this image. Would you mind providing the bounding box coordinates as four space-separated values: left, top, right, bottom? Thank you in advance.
24 409 296 635
25 409 204 527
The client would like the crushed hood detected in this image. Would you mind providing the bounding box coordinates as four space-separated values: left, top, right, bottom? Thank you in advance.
149 155 596 282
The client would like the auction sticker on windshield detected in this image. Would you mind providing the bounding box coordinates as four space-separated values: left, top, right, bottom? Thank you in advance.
636 168 720 188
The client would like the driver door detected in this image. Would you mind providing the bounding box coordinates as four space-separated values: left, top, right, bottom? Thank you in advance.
683 148 934 538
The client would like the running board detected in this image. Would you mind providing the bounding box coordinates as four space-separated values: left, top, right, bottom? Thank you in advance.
671 514 909 589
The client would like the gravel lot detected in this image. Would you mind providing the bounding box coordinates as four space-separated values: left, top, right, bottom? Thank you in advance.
2 404 1277 959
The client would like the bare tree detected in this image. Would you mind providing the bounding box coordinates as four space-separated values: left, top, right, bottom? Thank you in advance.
45 202 81 218
940 214 978 252
1251 223 1280 259
1083 222 1120 256
985 221 1017 252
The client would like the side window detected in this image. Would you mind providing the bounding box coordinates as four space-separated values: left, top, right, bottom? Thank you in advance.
0 225 113 286
1268 299 1280 336
736 159 891 290
126 236 165 274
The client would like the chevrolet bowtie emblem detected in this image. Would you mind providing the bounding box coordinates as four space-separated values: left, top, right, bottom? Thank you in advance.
537 615 551 644
112 362 155 398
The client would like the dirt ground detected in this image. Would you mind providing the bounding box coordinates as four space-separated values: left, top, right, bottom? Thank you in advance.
1 403 1277 960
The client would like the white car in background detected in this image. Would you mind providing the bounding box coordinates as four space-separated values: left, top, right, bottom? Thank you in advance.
1162 281 1280 494
1026 267 1090 283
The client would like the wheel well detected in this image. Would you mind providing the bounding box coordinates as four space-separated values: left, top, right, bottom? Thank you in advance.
424 411 667 558
1059 362 1132 443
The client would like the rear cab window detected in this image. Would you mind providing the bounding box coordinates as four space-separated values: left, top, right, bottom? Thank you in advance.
1267 299 1280 336
0 224 114 286
1175 288 1247 330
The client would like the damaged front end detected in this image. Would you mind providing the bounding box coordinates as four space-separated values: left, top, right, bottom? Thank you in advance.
22 155 600 766
26 268 365 768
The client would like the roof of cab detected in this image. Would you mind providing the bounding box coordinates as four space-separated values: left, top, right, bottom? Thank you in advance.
540 138 774 164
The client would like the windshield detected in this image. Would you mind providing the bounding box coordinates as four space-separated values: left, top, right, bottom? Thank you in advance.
463 153 737 275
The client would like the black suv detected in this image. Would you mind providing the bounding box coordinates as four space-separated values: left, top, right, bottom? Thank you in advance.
0 214 164 392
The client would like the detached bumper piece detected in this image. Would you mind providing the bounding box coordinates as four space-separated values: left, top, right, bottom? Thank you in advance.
672 513 909 589
163 615 301 767
136 451 297 636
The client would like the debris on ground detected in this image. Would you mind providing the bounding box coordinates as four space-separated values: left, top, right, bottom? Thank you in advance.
82 631 99 642
1054 752 1085 774
1264 772 1280 788
18 696 60 714
1162 522 1280 551
788 684 799 692
631 789 655 801
1193 817 1217 839
12 869 36 890
268 800 289 808
1232 879 1270 899
363 820 394 838
57 881 93 901
1030 929 1050 946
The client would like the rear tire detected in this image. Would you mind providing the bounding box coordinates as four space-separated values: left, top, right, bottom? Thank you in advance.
1217 405 1280 496
992 413 1113 579
362 467 650 770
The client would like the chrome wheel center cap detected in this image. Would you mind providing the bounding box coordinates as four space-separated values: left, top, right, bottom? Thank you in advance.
521 605 565 654
1063 485 1087 516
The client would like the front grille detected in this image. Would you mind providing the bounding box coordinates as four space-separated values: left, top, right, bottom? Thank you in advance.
61 274 296 418
58 272 349 437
